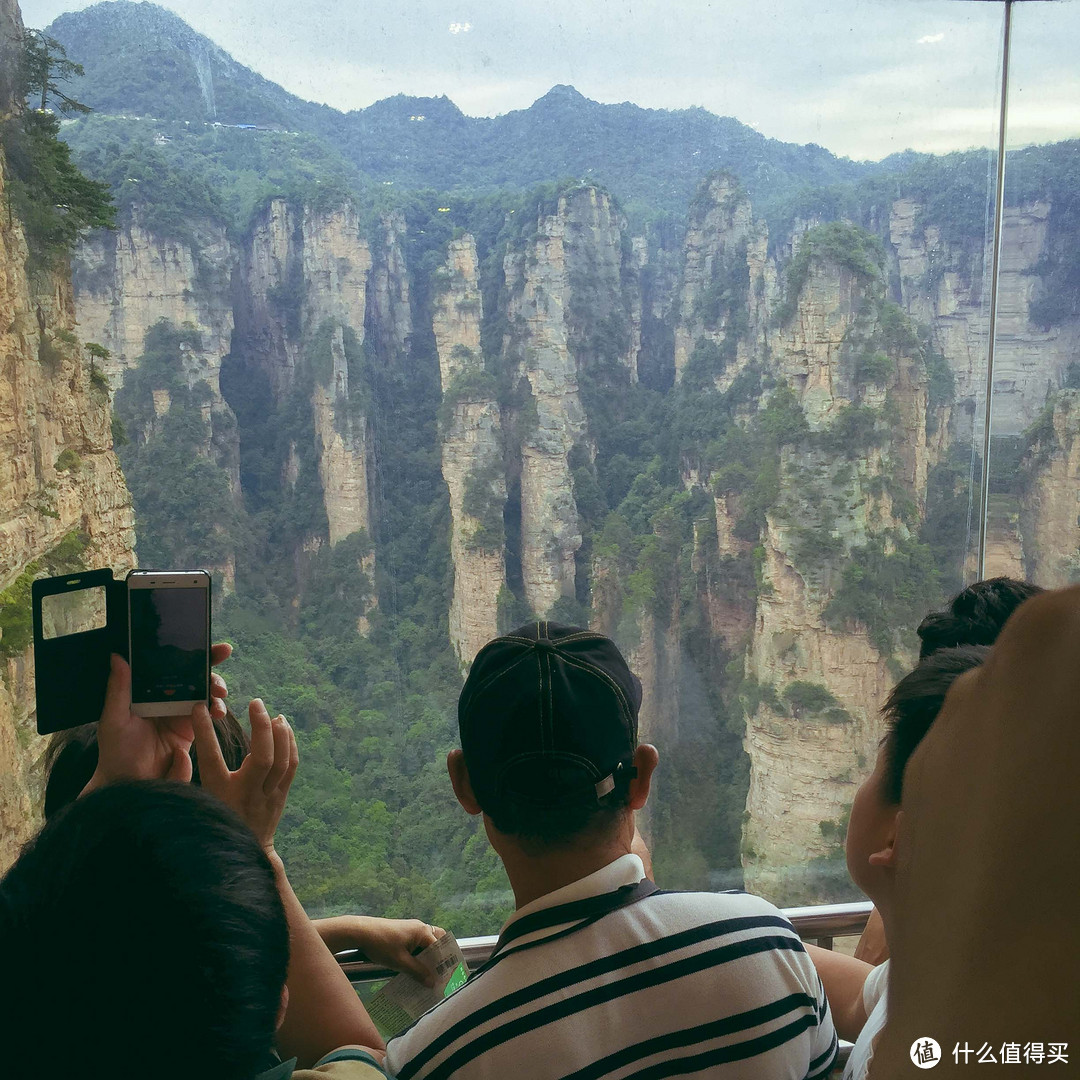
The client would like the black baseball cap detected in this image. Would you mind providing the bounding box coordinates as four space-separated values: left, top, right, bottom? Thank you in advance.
458 621 642 814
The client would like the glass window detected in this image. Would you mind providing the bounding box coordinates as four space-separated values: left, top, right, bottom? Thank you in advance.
14 0 1077 926
986 0 1080 587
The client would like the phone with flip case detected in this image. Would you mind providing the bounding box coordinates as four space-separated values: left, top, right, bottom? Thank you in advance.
32 568 129 735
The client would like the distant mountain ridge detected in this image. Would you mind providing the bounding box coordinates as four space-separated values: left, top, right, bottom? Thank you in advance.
46 1 868 214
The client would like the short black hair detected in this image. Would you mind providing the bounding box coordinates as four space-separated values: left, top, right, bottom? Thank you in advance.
881 645 990 804
42 707 251 820
0 781 288 1080
917 577 1043 659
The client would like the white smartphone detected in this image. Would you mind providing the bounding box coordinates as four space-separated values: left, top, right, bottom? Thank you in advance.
127 570 211 717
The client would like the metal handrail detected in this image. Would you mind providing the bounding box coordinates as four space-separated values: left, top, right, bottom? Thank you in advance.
336 899 874 982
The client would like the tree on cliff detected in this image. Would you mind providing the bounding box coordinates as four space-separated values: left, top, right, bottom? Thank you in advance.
19 29 91 114
0 27 112 265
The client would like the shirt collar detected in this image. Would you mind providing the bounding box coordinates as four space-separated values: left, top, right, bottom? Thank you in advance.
255 1057 297 1080
503 853 646 932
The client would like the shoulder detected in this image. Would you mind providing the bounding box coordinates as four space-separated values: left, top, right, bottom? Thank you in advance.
655 888 801 930
289 1048 393 1080
385 973 492 1074
862 959 890 1013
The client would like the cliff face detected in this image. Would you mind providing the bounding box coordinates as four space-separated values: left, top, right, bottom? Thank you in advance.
77 198 379 564
0 138 135 869
673 174 769 387
73 215 233 390
891 197 1080 436
434 236 505 664
740 246 931 899
1019 390 1080 587
502 194 592 616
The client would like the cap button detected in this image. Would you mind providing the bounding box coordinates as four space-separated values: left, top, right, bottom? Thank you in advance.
534 638 557 653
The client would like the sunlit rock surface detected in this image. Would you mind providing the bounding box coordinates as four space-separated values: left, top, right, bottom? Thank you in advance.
1020 390 1080 588
433 236 505 665
0 111 136 868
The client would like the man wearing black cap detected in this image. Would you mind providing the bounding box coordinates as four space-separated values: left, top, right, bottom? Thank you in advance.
385 623 837 1080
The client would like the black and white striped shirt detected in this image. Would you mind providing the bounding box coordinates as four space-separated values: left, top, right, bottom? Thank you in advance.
385 855 837 1080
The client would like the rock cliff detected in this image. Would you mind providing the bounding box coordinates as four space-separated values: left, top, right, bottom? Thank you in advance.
890 197 1080 436
673 173 769 388
433 236 505 664
1019 390 1080 587
0 133 135 870
739 235 932 900
240 199 374 549
76 197 379 564
73 214 233 390
502 194 592 616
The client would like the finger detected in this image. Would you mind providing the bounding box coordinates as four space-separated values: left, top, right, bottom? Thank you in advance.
263 715 291 795
100 653 132 724
280 721 299 799
287 721 300 790
399 949 435 988
192 703 229 785
411 921 439 949
247 698 275 776
210 642 232 667
165 745 193 783
211 672 228 699
430 924 446 940
210 694 227 721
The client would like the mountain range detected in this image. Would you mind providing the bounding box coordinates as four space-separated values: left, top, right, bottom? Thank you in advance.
46 0 871 216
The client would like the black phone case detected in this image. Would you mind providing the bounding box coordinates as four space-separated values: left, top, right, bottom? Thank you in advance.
31 568 212 735
32 568 128 735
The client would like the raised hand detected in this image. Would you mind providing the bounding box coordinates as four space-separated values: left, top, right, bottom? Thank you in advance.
82 643 233 794
192 696 298 851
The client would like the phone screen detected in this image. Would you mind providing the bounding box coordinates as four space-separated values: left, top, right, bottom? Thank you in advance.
129 586 209 705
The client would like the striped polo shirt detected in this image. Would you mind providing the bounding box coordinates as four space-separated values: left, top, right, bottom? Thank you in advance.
385 855 837 1080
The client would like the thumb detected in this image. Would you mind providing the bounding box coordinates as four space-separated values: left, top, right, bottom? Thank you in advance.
101 653 132 724
402 953 435 989
166 746 193 783
191 703 228 786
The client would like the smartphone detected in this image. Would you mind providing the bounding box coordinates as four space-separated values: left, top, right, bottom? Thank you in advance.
127 570 211 717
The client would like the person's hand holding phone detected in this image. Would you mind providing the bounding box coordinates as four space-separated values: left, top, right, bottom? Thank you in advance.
82 644 232 794
192 697 298 852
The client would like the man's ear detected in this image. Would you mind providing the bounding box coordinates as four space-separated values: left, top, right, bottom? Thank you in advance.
867 807 901 868
628 744 659 811
276 984 289 1032
447 749 483 816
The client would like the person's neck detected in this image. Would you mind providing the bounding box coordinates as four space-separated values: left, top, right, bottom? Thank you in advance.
873 892 896 957
501 833 632 910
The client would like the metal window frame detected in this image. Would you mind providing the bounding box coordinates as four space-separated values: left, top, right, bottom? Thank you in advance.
335 900 874 982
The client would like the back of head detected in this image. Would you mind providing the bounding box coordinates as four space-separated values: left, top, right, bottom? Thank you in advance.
459 622 642 852
43 708 250 820
917 576 1043 659
880 645 991 804
0 781 288 1080
873 585 1080 1073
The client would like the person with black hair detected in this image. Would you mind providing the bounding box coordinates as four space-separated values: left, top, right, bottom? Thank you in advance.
0 781 291 1080
385 622 837 1080
805 645 990 1080
851 576 1044 968
0 661 392 1080
871 585 1080 1075
916 576 1043 659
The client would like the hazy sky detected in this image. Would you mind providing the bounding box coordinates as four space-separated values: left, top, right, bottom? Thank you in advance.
17 0 1080 160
